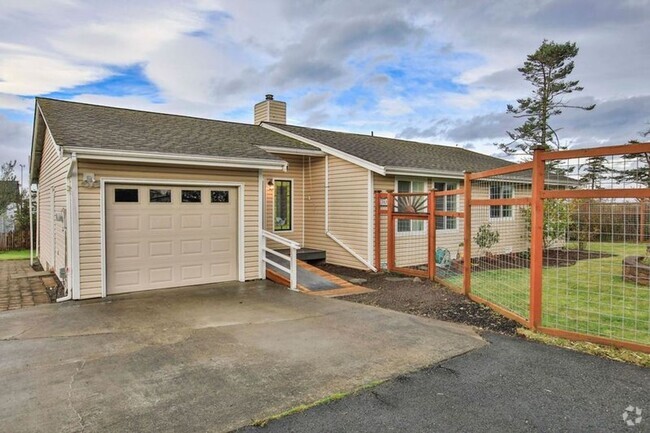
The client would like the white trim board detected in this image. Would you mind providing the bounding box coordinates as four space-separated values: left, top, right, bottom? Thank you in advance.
99 178 246 298
64 147 288 171
261 123 386 175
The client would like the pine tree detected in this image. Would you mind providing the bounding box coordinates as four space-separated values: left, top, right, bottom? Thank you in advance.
498 40 595 157
579 156 610 189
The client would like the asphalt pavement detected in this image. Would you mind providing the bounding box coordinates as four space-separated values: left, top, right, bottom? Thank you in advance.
239 333 650 433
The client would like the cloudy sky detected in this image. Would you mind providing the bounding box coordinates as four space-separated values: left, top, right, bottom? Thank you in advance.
1 0 649 178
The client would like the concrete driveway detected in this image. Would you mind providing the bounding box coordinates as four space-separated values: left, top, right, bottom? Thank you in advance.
0 280 484 433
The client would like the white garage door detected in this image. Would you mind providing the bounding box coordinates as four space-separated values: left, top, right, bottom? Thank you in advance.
106 184 238 294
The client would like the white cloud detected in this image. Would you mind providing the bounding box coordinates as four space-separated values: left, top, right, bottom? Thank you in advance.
378 98 414 116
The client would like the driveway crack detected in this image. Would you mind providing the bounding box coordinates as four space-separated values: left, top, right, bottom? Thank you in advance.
68 360 86 432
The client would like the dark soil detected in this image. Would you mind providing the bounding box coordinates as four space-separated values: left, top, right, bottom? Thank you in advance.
317 263 519 335
471 248 614 272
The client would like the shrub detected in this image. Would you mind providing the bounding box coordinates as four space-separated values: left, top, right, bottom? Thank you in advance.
474 223 500 256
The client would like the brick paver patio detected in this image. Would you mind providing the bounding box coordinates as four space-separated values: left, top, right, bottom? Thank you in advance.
0 260 52 311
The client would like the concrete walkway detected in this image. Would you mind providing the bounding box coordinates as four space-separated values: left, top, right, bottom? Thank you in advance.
0 280 484 433
239 332 650 433
0 259 51 311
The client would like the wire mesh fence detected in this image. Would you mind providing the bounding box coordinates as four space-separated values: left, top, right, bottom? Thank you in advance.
375 143 649 351
541 152 649 346
466 176 532 321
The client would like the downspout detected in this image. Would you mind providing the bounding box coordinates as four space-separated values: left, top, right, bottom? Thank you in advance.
57 153 77 302
28 156 34 267
324 155 377 271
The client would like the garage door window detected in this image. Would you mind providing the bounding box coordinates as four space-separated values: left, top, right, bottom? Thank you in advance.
211 190 229 203
115 188 139 203
182 190 201 203
149 189 171 203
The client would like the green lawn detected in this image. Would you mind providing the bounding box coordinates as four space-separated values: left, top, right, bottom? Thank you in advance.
0 249 33 261
448 242 649 346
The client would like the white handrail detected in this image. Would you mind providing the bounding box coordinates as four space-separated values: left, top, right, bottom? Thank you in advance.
261 230 300 291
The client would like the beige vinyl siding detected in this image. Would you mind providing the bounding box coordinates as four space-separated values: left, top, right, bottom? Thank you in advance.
37 128 70 282
262 154 304 246
76 161 261 299
304 155 371 269
374 173 530 268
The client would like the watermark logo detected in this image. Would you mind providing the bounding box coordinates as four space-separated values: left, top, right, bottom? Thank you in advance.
622 406 643 427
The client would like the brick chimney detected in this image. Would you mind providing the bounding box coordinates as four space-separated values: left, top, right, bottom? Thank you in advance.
254 94 286 124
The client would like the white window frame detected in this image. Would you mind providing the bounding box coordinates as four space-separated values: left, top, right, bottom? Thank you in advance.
433 181 459 231
489 184 515 221
395 178 427 235
273 178 294 233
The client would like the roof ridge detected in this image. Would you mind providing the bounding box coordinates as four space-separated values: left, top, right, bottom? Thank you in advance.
36 97 260 129
268 121 466 151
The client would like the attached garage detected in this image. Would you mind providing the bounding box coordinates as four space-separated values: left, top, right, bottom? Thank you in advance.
105 183 240 294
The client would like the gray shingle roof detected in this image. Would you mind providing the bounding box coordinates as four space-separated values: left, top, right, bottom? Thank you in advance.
36 98 313 161
267 123 514 174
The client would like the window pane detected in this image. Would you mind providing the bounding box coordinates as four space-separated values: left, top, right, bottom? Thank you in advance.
447 217 457 230
115 188 138 203
181 190 201 203
490 185 499 199
412 181 426 192
397 181 411 193
502 205 513 218
274 180 292 231
434 182 445 192
503 185 513 199
412 220 424 231
446 195 456 211
490 205 501 218
435 196 444 211
211 190 229 203
149 189 171 203
435 216 445 229
397 219 411 232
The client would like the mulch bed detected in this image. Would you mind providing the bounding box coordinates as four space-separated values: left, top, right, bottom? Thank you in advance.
317 263 519 335
471 248 614 272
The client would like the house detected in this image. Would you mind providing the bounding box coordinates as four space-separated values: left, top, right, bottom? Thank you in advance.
30 95 531 300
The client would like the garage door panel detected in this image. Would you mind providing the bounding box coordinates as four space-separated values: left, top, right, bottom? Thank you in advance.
149 215 173 230
180 239 203 255
114 215 140 231
114 242 140 259
149 241 173 257
149 267 173 284
106 184 238 294
181 214 203 229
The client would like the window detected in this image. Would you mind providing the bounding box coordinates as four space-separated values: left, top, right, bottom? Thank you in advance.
396 179 426 232
274 180 292 231
434 182 458 230
211 190 229 203
181 190 201 203
149 189 171 203
115 188 138 203
490 184 513 218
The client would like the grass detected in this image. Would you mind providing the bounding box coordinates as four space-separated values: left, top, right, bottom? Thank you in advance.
517 328 650 368
252 380 385 427
0 249 32 261
449 242 650 346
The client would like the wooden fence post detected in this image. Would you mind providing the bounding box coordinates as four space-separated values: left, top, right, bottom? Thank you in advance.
386 192 395 273
428 190 436 281
463 172 472 296
529 146 546 329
